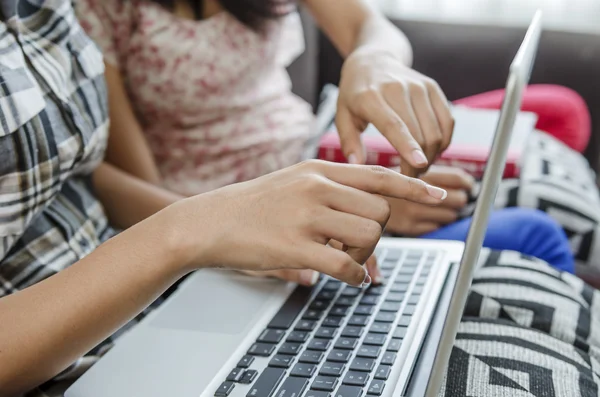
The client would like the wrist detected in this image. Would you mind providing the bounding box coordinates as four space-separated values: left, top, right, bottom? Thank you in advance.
157 197 221 274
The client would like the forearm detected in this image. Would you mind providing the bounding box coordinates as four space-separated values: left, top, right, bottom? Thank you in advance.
93 162 183 230
0 212 188 395
305 0 413 65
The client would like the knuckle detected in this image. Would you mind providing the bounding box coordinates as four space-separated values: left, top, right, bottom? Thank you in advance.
423 78 440 92
360 220 383 244
369 165 389 190
408 82 428 97
374 196 392 224
382 117 406 137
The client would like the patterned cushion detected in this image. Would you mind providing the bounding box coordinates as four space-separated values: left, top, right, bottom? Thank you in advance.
440 250 600 396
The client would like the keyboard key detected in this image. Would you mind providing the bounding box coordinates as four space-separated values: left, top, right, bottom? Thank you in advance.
287 331 309 343
357 345 381 359
398 316 411 327
387 338 402 352
374 365 391 380
275 377 309 397
367 380 385 396
347 315 369 326
354 305 375 316
334 385 363 397
416 277 427 286
327 349 352 363
412 285 424 294
393 327 407 339
381 351 397 366
305 391 331 397
215 381 235 397
341 326 364 338
295 320 317 331
299 351 324 364
395 275 413 283
308 338 331 352
268 287 312 330
389 283 408 293
320 362 345 377
380 268 394 279
278 343 302 356
322 316 344 328
335 337 359 350
343 371 370 386
365 286 386 296
385 293 405 302
330 306 350 317
404 305 416 315
316 327 338 339
363 333 386 346
317 290 337 301
370 323 392 334
312 376 339 392
386 249 403 261
359 296 379 306
340 286 361 297
310 300 331 311
304 310 324 321
246 367 286 397
380 302 401 312
248 343 276 357
350 357 376 372
226 368 244 382
240 370 258 384
237 355 255 368
408 295 420 305
381 260 397 270
258 329 286 344
324 280 342 291
291 363 317 378
335 296 357 307
374 312 396 323
269 355 294 368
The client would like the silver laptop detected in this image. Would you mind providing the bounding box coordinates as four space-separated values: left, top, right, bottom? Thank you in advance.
66 12 542 397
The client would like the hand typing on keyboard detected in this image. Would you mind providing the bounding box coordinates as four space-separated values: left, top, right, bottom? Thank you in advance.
172 160 447 287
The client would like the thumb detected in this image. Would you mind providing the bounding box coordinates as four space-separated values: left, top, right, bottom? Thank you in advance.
335 105 366 164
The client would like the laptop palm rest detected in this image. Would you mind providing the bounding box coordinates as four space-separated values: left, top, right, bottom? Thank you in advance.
66 270 285 397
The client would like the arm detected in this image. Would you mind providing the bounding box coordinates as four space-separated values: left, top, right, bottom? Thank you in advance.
94 162 183 229
304 0 453 176
103 63 162 184
303 0 412 64
0 209 189 396
0 161 445 396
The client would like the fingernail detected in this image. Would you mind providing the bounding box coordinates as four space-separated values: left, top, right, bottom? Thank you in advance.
348 153 359 164
301 271 318 286
360 273 372 288
426 184 448 200
412 150 428 166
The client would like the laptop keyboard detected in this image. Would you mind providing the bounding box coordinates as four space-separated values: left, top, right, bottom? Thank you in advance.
214 249 438 397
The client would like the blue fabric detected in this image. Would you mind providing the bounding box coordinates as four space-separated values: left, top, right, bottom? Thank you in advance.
421 208 575 274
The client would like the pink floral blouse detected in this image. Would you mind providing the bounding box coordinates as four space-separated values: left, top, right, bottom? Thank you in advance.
77 0 316 195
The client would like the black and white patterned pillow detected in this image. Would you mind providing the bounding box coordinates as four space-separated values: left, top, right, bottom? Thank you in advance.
463 131 600 269
440 250 600 397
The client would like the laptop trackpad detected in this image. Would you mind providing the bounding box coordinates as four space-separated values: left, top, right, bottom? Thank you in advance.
150 270 281 334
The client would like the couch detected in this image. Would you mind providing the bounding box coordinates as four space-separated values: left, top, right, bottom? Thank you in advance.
288 11 600 179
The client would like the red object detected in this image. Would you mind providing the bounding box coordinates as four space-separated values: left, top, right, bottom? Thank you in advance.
318 132 518 179
455 84 591 153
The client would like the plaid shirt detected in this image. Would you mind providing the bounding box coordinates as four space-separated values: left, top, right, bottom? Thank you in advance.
0 0 116 394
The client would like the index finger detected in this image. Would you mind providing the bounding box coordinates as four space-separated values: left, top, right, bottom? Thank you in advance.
357 93 429 170
317 162 447 205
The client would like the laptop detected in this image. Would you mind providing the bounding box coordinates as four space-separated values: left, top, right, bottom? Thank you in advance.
66 12 542 397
